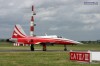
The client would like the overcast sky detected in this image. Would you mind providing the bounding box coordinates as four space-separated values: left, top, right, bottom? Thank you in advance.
0 0 100 41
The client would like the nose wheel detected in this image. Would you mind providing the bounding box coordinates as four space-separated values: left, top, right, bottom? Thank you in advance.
64 45 67 51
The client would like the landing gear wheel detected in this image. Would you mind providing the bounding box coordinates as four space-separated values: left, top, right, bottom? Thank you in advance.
64 48 67 51
43 44 46 51
30 44 34 51
64 45 67 51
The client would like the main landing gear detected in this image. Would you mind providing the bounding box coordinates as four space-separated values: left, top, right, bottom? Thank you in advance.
30 44 47 51
42 43 47 51
30 44 34 51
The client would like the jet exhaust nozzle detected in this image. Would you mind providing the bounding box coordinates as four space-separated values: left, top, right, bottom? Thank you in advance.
6 38 17 43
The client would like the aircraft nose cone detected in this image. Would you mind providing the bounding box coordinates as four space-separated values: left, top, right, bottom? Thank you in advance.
72 41 83 44
63 38 83 44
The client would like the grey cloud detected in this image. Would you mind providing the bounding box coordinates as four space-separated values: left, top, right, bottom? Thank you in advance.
0 0 100 41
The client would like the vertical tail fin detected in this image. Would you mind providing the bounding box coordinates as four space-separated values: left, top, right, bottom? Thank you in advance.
12 24 27 38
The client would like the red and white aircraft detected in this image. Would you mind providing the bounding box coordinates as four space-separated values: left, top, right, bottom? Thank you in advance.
8 24 82 51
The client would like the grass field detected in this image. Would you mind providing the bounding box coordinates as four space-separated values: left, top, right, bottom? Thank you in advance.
0 42 100 66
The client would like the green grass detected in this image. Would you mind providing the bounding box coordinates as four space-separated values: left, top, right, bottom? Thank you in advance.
0 52 100 66
0 42 100 66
